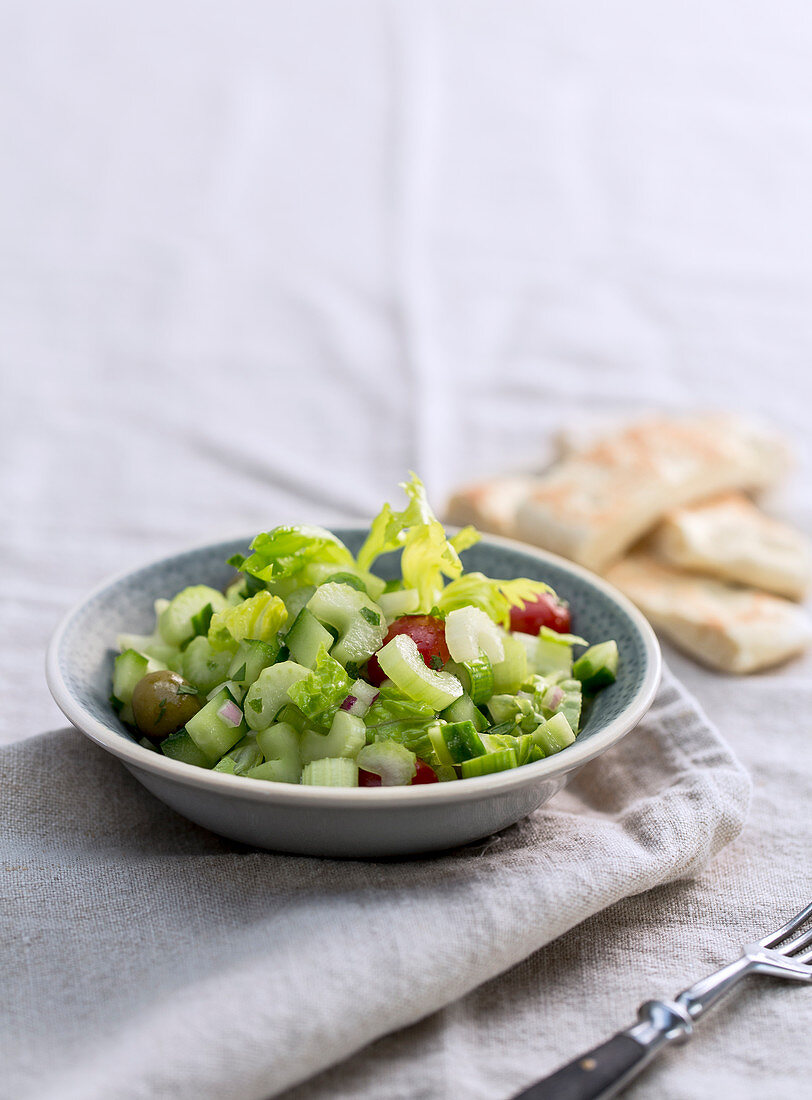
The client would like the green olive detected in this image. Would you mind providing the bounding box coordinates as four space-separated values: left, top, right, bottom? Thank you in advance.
131 670 202 742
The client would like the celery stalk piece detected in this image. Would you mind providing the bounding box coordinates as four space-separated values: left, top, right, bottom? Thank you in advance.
376 634 463 711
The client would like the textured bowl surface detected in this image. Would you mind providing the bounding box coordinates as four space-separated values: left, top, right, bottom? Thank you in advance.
47 531 661 857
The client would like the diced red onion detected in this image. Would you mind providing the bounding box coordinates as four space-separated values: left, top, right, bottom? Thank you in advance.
351 680 379 707
218 701 243 727
544 686 564 710
340 695 357 712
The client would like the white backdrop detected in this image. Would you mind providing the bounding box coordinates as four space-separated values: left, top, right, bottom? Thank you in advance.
1 4 811 1096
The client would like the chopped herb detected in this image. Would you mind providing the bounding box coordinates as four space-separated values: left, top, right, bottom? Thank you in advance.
177 684 199 697
206 659 217 671
248 698 263 714
157 698 168 721
429 654 445 671
227 553 247 570
428 605 446 620
191 602 214 637
360 607 381 627
232 663 247 682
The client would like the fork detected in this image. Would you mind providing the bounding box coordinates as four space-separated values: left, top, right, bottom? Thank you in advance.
512 900 812 1100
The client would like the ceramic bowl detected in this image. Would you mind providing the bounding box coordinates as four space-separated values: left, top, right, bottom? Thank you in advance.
46 530 661 858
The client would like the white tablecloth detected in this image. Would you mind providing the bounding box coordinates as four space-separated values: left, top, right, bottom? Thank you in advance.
2 2 810 1096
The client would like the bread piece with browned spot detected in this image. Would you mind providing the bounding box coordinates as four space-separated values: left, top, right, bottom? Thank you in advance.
514 414 789 572
651 493 811 601
605 551 812 673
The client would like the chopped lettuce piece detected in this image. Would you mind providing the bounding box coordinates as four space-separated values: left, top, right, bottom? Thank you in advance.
237 525 354 584
207 591 288 653
287 647 352 729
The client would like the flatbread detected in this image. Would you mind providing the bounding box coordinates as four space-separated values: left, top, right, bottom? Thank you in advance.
445 475 542 537
605 551 812 673
651 493 811 601
513 413 789 571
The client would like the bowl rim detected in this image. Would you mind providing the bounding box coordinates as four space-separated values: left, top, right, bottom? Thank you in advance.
46 530 662 808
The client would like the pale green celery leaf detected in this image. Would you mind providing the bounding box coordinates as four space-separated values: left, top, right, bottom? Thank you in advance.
287 647 352 729
437 573 555 629
238 525 354 583
208 591 288 652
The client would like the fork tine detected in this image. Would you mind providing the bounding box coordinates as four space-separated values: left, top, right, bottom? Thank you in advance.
780 926 812 957
759 901 812 949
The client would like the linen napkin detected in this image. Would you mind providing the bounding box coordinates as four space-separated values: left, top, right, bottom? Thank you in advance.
1 666 749 1100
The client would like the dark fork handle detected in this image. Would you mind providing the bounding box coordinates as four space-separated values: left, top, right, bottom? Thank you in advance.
511 1033 649 1100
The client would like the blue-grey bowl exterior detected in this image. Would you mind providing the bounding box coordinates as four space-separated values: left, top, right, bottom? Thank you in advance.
47 531 661 857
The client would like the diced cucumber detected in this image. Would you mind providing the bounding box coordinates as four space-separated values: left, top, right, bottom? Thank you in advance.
228 638 280 686
278 585 317 631
573 640 619 692
285 607 335 669
277 703 308 732
300 710 366 764
206 679 246 705
112 650 148 707
535 635 573 676
161 729 212 768
306 583 387 667
185 688 246 763
158 585 228 648
377 634 463 710
301 758 359 787
181 636 233 694
254 721 301 783
460 749 517 778
449 655 493 704
213 735 263 775
531 712 576 757
491 633 528 694
302 561 386 601
486 693 534 726
439 721 486 764
116 634 179 667
357 741 416 785
243 661 310 731
428 722 454 766
440 692 488 732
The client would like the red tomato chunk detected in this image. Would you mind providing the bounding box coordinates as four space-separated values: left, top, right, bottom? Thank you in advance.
358 760 439 787
365 614 450 686
509 592 571 635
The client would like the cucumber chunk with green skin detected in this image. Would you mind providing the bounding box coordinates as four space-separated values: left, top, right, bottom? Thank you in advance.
243 661 310 731
228 638 280 685
573 640 619 691
440 692 488 732
285 607 335 669
447 655 493 704
535 635 574 676
531 711 576 757
213 737 263 775
377 634 463 711
185 688 246 763
159 586 228 648
161 729 212 768
440 721 486 763
300 711 366 765
113 650 149 707
306 583 387 667
301 758 359 787
460 748 517 778
254 721 301 784
181 636 233 694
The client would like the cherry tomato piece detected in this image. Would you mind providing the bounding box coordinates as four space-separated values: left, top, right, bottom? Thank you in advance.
358 769 382 787
509 592 571 635
411 760 439 785
365 614 450 686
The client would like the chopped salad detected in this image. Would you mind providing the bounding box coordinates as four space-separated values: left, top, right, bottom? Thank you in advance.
110 475 619 787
